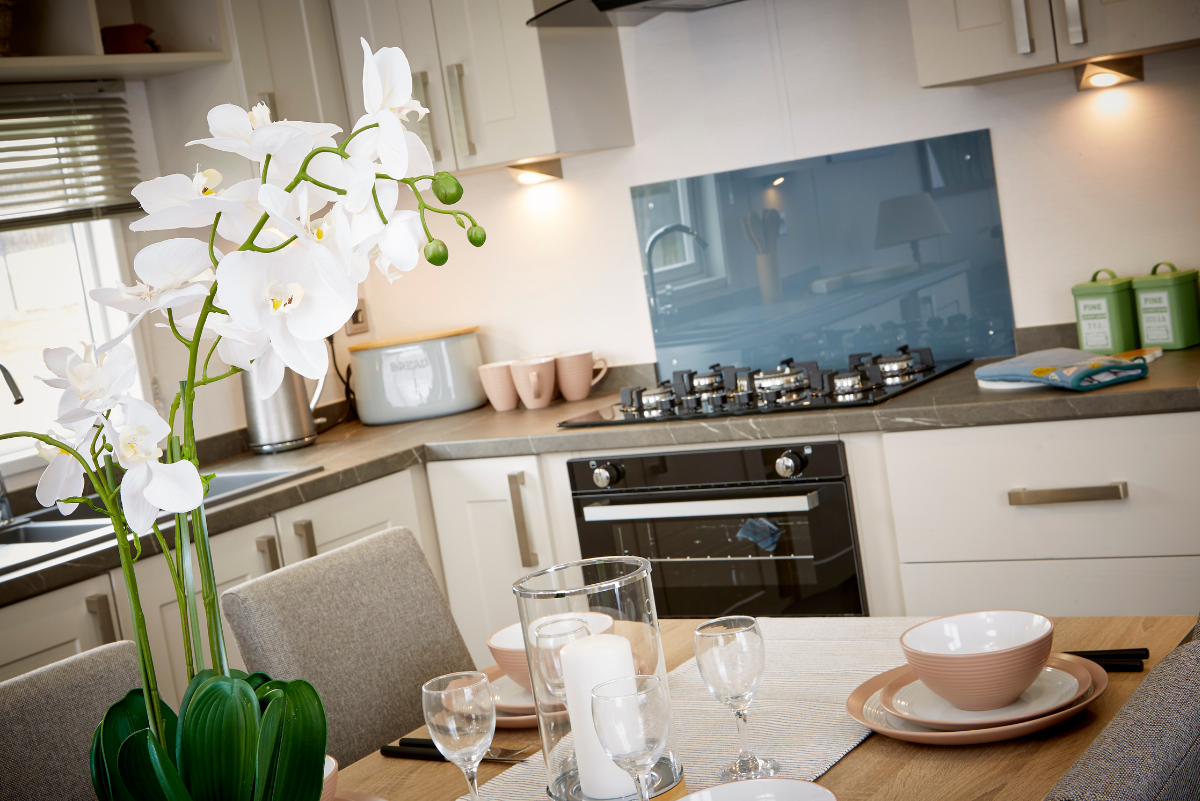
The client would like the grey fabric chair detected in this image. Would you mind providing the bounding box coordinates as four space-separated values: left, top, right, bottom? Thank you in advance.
1044 639 1200 801
0 640 141 801
220 527 474 766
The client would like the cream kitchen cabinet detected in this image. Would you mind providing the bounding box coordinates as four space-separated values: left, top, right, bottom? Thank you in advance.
331 0 633 173
907 0 1200 87
0 574 122 683
109 518 280 708
884 411 1200 616
427 455 558 667
271 468 444 593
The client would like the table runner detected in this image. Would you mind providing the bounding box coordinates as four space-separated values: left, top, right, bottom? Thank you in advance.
463 616 927 799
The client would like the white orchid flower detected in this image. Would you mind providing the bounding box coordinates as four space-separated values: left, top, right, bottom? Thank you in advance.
353 39 429 180
90 238 217 353
214 325 288 400
34 429 88 515
39 344 138 425
212 179 286 248
187 103 313 168
353 209 425 284
344 112 434 190
215 246 353 382
102 397 204 535
128 172 240 232
258 183 356 279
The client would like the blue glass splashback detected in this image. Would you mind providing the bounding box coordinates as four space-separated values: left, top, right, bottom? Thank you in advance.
630 130 1015 380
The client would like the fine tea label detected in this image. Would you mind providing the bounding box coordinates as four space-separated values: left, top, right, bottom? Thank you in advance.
1076 296 1112 350
1139 291 1173 344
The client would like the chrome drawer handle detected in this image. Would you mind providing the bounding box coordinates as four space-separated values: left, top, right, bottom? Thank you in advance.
294 519 318 560
256 535 282 571
86 594 117 644
583 492 821 522
1008 482 1127 505
1064 0 1086 45
508 471 538 568
446 63 477 157
1011 0 1032 54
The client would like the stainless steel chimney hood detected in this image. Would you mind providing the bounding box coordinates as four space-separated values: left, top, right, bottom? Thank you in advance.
527 0 747 27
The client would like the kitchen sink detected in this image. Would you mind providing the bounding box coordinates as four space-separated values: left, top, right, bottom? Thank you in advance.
1 466 323 575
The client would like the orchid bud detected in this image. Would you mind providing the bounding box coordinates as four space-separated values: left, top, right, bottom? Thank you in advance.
431 172 463 205
424 239 449 265
467 226 486 247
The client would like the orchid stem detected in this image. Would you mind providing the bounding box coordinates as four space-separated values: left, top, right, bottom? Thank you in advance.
208 212 222 268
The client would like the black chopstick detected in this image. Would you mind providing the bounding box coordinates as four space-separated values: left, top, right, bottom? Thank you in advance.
1090 659 1143 672
1066 648 1150 660
381 744 445 761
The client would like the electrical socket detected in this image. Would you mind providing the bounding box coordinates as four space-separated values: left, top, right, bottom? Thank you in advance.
345 297 370 336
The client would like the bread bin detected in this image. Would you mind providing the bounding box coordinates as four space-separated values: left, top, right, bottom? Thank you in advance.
349 326 488 424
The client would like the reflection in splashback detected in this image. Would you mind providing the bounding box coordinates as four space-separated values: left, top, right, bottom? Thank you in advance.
630 130 1015 380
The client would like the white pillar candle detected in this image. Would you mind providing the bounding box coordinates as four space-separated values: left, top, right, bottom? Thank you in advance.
560 633 638 800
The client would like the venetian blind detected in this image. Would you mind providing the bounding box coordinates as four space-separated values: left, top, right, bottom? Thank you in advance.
0 86 141 233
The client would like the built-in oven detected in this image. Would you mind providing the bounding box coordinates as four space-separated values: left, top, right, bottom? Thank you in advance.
569 442 866 619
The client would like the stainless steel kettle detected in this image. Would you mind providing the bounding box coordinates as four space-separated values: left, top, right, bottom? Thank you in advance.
241 368 326 453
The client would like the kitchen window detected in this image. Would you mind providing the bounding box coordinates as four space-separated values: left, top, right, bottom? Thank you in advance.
632 176 728 297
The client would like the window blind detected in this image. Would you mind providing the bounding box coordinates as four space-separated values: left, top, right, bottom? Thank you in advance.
0 83 141 234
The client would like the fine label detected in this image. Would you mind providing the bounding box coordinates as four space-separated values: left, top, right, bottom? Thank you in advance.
1139 291 1173 343
1076 296 1112 350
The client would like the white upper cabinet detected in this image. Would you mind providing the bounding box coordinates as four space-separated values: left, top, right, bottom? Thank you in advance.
331 0 633 173
330 0 460 173
908 0 1059 87
1049 0 1200 64
908 0 1200 87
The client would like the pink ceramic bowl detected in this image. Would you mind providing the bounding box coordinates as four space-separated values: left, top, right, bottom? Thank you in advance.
488 623 533 691
900 610 1054 711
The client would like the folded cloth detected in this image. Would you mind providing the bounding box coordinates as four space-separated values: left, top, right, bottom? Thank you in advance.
974 348 1148 391
737 517 781 551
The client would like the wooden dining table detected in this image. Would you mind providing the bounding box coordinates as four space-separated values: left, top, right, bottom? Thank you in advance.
338 615 1194 801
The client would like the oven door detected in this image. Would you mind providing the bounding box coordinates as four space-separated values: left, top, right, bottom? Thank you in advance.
575 483 864 618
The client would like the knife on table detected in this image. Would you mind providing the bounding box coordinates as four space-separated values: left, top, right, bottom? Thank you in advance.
381 738 538 763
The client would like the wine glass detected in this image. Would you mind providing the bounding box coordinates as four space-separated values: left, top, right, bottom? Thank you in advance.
534 617 592 701
421 671 496 801
694 616 779 781
591 675 671 801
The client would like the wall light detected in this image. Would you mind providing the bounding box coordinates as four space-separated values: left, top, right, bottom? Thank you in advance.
772 176 785 186
508 158 563 185
1075 56 1143 92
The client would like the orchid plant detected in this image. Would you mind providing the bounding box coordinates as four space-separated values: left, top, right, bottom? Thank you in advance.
1 40 485 800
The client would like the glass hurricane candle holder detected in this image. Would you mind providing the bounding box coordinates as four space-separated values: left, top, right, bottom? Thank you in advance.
513 557 683 801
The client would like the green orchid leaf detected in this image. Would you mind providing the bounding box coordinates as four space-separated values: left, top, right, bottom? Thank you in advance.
98 690 179 801
254 680 288 702
118 728 194 801
181 675 261 801
176 669 215 772
264 680 327 801
254 695 287 801
91 722 111 801
244 671 272 690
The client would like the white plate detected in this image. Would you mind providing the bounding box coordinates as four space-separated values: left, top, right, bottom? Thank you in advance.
679 778 837 801
886 665 1080 730
493 672 536 715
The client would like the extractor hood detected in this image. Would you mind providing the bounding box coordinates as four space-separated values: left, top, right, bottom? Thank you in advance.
527 0 747 27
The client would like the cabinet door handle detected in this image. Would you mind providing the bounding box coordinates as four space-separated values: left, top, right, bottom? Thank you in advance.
507 471 538 568
413 71 442 162
1008 481 1127 506
86 594 117 644
446 63 477 156
1010 0 1032 54
1064 0 1085 45
294 519 318 560
256 536 282 571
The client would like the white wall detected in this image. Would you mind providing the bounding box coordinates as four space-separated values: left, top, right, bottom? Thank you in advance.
136 0 1200 440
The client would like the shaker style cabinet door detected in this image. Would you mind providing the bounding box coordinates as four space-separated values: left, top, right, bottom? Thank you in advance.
0 574 121 683
429 0 557 170
329 0 459 173
1049 0 1200 64
907 0 1059 86
109 518 282 708
427 455 557 668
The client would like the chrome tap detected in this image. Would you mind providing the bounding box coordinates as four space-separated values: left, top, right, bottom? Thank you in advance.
643 223 708 327
0 364 21 524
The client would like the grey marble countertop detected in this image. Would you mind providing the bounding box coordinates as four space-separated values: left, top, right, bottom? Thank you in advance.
5 349 1199 608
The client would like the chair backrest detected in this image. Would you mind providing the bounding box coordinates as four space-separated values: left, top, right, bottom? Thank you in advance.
1044 639 1200 801
220 527 474 766
0 640 141 801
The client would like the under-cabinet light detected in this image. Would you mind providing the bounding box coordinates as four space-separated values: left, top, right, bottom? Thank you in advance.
1075 57 1144 92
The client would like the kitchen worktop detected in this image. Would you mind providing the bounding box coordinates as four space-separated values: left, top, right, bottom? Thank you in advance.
4 348 1198 607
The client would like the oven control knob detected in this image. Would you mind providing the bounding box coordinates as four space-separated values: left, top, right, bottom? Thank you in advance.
775 451 806 478
593 463 624 488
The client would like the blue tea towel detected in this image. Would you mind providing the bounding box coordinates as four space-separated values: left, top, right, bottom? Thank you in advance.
737 517 781 552
974 348 1148 391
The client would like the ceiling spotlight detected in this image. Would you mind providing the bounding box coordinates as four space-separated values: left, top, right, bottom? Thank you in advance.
508 158 563 185
772 177 785 186
1075 56 1143 92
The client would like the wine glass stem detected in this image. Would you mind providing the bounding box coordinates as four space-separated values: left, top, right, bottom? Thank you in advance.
733 708 755 760
634 770 654 801
462 763 482 801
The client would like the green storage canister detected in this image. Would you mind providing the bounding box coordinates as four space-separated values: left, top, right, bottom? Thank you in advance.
1132 262 1200 350
1071 269 1139 355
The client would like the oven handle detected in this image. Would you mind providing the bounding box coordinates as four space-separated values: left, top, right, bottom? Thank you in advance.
582 492 820 522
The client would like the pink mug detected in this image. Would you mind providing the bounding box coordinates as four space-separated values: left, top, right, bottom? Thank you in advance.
555 351 608 401
479 361 520 412
510 356 556 409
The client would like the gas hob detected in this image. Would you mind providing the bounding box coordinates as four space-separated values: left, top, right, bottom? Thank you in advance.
558 345 971 428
